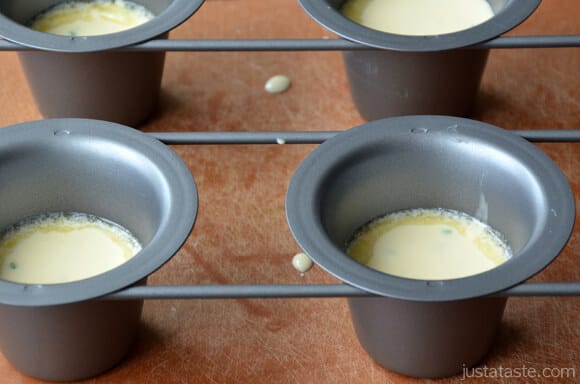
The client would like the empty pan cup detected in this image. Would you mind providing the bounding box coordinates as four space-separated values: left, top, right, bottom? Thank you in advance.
0 118 198 381
286 115 574 378
298 0 541 120
0 0 205 127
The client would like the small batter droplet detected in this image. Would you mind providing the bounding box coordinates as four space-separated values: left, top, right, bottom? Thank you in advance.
265 75 291 94
292 252 313 274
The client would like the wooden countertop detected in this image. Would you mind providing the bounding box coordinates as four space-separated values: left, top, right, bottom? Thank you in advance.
0 0 578 383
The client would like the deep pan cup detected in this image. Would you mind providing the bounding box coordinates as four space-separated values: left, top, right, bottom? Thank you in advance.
286 115 574 378
0 119 198 381
298 0 541 120
0 0 206 127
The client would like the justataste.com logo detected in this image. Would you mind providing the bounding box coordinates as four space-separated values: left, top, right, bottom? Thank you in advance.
461 364 576 380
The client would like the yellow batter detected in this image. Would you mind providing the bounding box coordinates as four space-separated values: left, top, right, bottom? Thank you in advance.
0 212 141 284
347 208 511 280
341 0 494 36
31 0 154 37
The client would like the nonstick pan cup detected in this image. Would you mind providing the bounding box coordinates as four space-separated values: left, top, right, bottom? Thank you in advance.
0 118 198 381
0 0 206 127
286 115 574 377
298 0 541 120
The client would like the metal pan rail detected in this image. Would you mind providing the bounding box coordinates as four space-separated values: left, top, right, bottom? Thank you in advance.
105 283 580 300
149 130 580 145
1 35 580 51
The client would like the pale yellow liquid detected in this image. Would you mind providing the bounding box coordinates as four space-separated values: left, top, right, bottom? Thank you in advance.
0 213 141 284
347 208 511 280
341 0 494 36
31 0 154 37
